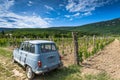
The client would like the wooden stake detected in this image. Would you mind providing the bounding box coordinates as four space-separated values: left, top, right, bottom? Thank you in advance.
72 32 79 65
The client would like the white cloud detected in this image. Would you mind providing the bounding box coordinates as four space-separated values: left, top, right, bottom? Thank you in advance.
44 5 54 11
64 12 80 19
27 1 33 6
73 13 80 17
0 0 51 28
44 18 54 23
29 1 33 4
82 12 92 16
66 0 76 11
64 15 71 18
66 0 109 12
0 0 14 13
66 0 118 17
27 4 32 6
0 13 50 28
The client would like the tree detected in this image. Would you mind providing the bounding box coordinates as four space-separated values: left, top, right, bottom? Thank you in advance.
1 30 5 35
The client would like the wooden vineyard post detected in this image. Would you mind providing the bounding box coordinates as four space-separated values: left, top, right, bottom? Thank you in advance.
72 32 79 65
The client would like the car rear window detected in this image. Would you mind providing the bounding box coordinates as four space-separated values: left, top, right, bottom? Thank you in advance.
40 43 57 53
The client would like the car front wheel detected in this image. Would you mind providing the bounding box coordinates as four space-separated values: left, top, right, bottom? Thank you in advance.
26 66 35 80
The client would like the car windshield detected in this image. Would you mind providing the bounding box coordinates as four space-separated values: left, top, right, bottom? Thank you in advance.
40 43 57 53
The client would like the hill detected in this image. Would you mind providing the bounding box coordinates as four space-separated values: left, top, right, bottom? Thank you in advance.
0 18 120 37
50 18 120 35
74 18 120 35
0 28 16 32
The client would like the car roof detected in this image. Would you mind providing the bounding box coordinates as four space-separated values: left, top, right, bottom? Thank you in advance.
24 40 54 44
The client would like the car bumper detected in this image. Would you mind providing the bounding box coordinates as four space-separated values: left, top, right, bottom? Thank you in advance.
35 62 63 74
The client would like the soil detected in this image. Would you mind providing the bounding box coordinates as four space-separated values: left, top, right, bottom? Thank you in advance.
61 52 74 67
81 39 120 79
0 55 26 80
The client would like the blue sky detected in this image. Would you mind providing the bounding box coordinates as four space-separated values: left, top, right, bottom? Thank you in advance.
0 0 120 28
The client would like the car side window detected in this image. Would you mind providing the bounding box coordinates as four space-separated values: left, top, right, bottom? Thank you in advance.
20 43 35 53
30 44 35 53
20 43 25 50
51 44 56 51
27 43 35 53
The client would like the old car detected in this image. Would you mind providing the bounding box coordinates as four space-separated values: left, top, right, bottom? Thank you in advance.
13 40 62 79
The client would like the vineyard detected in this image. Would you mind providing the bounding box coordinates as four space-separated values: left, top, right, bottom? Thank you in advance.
0 34 119 80
0 35 114 66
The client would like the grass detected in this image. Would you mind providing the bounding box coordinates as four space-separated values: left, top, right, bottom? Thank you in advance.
84 72 113 80
37 67 113 80
0 59 15 80
0 47 18 80
40 65 81 80
0 47 12 58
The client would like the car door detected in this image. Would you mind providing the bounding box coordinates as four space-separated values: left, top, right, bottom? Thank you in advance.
25 43 36 69
13 48 21 62
40 43 59 68
19 42 28 66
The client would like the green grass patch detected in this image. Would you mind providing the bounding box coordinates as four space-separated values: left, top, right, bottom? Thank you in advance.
84 72 113 80
37 66 113 80
0 47 12 58
38 65 81 80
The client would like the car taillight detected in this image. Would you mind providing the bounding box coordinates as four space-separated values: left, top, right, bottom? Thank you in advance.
38 61 42 67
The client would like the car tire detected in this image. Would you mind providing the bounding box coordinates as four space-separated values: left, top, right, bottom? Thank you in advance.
26 66 35 80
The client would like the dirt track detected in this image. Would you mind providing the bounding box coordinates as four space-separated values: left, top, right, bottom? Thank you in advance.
82 39 120 79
